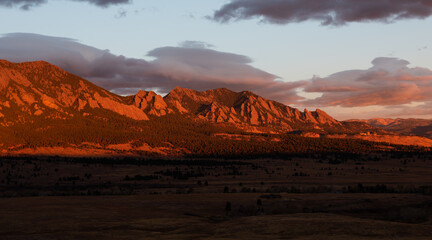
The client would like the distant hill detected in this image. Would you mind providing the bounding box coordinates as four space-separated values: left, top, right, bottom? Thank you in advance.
0 60 430 156
348 118 432 139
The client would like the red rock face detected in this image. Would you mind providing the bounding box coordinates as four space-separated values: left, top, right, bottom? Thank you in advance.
163 87 342 131
0 60 148 123
128 90 173 117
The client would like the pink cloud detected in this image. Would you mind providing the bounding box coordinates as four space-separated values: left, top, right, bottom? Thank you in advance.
302 57 432 107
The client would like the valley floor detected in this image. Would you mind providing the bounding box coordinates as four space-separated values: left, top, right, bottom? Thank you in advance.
0 193 431 240
0 153 431 239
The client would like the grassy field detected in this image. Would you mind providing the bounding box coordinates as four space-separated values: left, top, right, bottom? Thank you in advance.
0 153 431 239
0 194 431 239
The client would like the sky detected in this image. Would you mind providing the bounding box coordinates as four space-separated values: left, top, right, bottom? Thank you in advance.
1 0 432 120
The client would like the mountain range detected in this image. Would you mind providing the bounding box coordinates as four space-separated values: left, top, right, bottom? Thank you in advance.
0 60 431 156
349 118 432 140
0 60 342 129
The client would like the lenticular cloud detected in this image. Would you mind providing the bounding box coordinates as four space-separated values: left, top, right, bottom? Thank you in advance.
0 33 304 103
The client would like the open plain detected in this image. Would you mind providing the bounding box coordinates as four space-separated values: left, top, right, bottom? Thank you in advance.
0 153 431 239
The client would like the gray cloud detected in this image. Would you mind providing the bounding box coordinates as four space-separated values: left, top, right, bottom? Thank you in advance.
179 41 215 49
212 0 432 26
0 0 46 10
0 0 130 10
115 8 127 18
0 33 303 103
302 57 432 107
73 0 131 8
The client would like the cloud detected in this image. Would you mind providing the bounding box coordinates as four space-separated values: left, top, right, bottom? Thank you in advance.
212 0 432 26
73 0 131 8
0 33 304 103
302 57 432 107
179 41 215 49
0 0 46 10
0 0 130 10
387 102 432 117
115 8 127 18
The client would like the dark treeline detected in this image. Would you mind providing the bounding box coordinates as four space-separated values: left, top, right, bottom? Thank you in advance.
0 114 430 156
2 149 432 166
0 156 253 167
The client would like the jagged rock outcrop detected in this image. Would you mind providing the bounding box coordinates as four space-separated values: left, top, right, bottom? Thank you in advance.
164 87 341 131
0 60 148 123
312 109 340 125
127 90 173 117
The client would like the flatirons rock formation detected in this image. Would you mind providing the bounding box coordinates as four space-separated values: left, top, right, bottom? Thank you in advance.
127 90 173 117
163 87 340 131
0 60 148 125
122 85 343 132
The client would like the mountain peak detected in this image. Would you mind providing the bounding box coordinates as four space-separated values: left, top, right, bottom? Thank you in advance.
214 87 231 91
207 87 235 95
128 90 172 117
0 60 148 122
172 86 184 92
0 59 12 65
171 86 195 93
0 59 61 69
239 90 256 97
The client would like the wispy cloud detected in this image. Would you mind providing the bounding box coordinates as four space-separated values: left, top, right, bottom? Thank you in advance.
115 8 127 18
0 33 304 103
0 0 130 10
0 0 46 10
212 0 432 26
